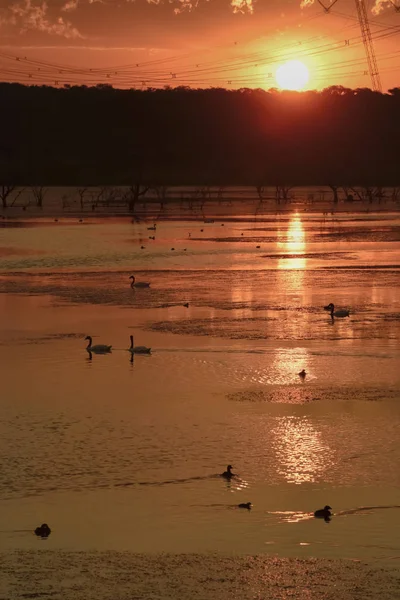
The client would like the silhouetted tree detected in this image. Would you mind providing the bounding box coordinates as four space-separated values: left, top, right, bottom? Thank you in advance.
31 186 47 208
0 83 399 187
0 185 16 209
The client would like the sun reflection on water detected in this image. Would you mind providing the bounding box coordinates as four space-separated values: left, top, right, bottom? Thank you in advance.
277 212 306 270
270 347 310 385
272 416 335 484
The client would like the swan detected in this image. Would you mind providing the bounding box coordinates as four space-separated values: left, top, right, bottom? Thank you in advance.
85 336 112 353
130 275 150 288
147 224 156 231
326 303 350 318
128 335 151 354
298 369 306 379
314 505 332 519
35 523 51 537
221 465 236 479
238 502 252 509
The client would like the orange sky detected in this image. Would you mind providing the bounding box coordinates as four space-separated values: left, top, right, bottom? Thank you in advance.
0 0 399 90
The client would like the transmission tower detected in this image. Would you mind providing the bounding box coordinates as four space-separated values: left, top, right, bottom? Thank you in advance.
317 0 382 92
354 0 382 91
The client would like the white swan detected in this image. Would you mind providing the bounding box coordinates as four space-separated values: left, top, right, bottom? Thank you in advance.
327 303 350 318
85 336 112 353
128 335 151 354
129 275 150 288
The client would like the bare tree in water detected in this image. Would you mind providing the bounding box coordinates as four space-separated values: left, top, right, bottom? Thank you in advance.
126 181 151 213
329 185 339 204
153 184 169 210
31 186 47 208
77 188 88 211
256 185 268 202
0 184 16 209
275 185 294 204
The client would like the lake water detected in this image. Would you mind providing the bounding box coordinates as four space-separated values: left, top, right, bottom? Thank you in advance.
0 211 400 566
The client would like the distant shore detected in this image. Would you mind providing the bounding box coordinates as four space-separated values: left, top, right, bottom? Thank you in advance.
1 185 399 221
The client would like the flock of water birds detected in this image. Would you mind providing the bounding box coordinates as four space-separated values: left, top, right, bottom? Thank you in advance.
84 271 351 372
33 464 332 538
220 465 332 522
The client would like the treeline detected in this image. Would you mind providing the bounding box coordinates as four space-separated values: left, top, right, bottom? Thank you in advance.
1 83 400 186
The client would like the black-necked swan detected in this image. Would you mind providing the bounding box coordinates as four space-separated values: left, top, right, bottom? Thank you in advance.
238 502 252 509
130 275 150 288
85 336 112 353
221 464 236 479
128 335 151 354
298 369 306 379
327 303 350 318
147 224 156 231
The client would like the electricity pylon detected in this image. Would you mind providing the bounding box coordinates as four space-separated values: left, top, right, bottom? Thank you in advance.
317 0 382 92
354 0 382 91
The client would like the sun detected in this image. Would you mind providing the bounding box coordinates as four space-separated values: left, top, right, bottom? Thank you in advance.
275 60 309 91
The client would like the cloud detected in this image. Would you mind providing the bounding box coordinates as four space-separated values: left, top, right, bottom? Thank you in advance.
231 0 254 13
300 0 395 11
7 0 83 37
371 0 394 14
61 0 79 12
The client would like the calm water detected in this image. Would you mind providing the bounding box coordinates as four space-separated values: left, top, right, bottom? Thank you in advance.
0 211 400 562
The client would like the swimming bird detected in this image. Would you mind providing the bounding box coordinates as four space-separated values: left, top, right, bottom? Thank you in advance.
183 302 189 308
314 505 332 520
238 502 252 510
326 303 350 318
140 246 145 249
130 275 150 288
147 224 156 231
85 336 112 353
128 335 151 354
221 465 236 479
34 523 51 537
298 369 306 379
149 236 155 240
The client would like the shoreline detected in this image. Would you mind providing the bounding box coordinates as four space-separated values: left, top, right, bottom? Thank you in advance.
1 551 399 600
1 197 400 221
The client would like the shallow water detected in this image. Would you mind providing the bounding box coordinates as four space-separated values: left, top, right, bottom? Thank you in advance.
0 212 400 564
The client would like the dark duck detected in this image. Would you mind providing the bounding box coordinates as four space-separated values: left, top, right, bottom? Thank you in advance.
221 465 236 479
35 523 51 538
314 506 332 521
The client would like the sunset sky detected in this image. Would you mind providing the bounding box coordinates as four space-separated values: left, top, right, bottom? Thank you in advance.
0 0 399 90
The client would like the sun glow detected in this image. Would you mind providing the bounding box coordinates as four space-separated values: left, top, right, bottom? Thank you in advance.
275 60 309 91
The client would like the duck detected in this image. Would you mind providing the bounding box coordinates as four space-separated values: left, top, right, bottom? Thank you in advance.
183 302 189 308
147 224 156 231
128 335 151 354
238 502 252 510
149 236 155 240
129 275 150 288
221 465 236 479
314 505 332 520
326 303 350 318
85 336 112 353
34 523 51 537
298 369 306 379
